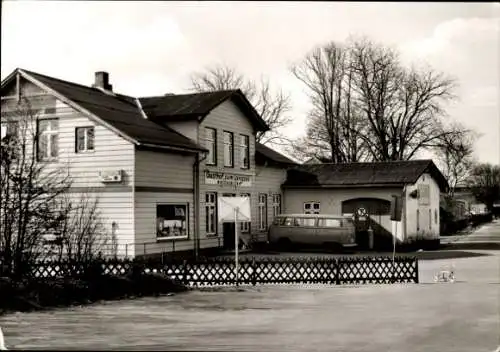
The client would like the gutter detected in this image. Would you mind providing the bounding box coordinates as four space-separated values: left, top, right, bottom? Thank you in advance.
402 184 407 244
139 142 206 154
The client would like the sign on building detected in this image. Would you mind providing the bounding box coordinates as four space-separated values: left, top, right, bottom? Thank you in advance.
205 171 252 188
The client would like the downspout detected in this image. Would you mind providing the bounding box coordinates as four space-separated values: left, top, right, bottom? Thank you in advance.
193 151 208 259
402 185 407 244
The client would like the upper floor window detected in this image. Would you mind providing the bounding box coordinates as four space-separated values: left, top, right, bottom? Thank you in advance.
239 134 249 169
223 131 234 167
37 119 58 161
304 201 320 214
205 128 217 165
76 126 95 153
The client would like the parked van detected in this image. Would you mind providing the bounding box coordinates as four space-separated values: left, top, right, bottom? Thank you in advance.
268 214 357 251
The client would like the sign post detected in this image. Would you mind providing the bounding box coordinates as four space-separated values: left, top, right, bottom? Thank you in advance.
234 207 239 286
218 196 251 287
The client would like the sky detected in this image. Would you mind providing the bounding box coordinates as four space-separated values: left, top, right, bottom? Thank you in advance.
1 1 499 165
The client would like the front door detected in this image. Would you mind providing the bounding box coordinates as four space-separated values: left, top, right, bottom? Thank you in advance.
342 198 392 249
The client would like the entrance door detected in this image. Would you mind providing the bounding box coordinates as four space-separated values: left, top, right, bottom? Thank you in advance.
223 222 236 250
341 198 392 249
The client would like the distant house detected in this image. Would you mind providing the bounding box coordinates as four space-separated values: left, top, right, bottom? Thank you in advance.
281 160 449 248
1 68 297 258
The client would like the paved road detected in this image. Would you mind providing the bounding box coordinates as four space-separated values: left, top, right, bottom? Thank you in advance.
441 219 500 246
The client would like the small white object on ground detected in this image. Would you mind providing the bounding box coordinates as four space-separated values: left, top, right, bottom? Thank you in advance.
0 326 7 350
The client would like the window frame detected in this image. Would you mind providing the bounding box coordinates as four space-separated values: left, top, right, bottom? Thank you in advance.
75 126 95 153
239 134 250 169
304 201 320 214
223 130 234 168
205 127 217 166
156 203 189 240
205 192 217 236
37 118 59 161
239 193 251 233
257 193 268 231
272 194 281 218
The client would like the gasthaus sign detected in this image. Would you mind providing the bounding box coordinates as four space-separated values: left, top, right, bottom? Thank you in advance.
204 171 252 188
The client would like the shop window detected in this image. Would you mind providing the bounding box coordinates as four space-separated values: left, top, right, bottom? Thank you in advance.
157 204 188 239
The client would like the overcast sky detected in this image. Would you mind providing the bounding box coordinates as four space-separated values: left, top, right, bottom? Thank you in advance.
1 1 499 164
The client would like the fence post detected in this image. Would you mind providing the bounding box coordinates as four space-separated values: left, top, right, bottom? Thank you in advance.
335 258 341 285
182 260 188 286
414 257 419 284
251 257 256 286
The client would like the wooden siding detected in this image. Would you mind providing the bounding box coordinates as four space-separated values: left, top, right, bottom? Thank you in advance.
135 150 194 189
197 100 256 241
166 120 199 143
405 173 441 240
252 165 287 241
134 192 195 256
1 80 136 257
65 191 135 257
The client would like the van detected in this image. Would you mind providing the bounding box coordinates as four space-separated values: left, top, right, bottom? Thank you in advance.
268 214 357 251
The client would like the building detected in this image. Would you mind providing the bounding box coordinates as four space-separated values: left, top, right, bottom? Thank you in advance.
1 68 296 258
282 160 449 248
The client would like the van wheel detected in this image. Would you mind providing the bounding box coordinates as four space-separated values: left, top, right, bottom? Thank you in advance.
277 238 292 251
324 242 343 254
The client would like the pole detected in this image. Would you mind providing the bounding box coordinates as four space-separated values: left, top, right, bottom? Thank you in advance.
234 206 239 287
392 221 397 282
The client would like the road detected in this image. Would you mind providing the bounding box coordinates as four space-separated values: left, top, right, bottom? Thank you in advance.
440 219 500 248
1 221 499 351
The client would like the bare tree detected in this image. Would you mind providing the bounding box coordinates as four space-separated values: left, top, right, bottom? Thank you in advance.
0 98 71 277
1 97 112 278
435 123 477 196
190 64 292 145
290 36 467 163
54 192 112 264
466 163 500 212
290 42 368 162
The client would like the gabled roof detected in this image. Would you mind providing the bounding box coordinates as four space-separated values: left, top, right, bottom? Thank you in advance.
1 68 205 153
256 143 298 166
283 159 449 192
139 90 269 132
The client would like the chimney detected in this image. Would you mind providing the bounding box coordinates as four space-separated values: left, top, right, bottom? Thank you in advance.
93 71 113 91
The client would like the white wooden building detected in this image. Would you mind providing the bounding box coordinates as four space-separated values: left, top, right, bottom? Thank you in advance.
1 69 296 258
282 161 448 248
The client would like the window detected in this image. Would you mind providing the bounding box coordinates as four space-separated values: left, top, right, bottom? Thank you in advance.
304 202 320 214
240 193 251 233
258 193 267 231
239 134 249 169
418 184 430 205
205 128 217 165
157 204 188 239
318 218 342 228
416 209 420 232
1 121 18 140
434 209 438 224
205 193 217 236
223 131 234 167
294 217 316 227
37 119 59 161
272 194 281 218
75 126 94 153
